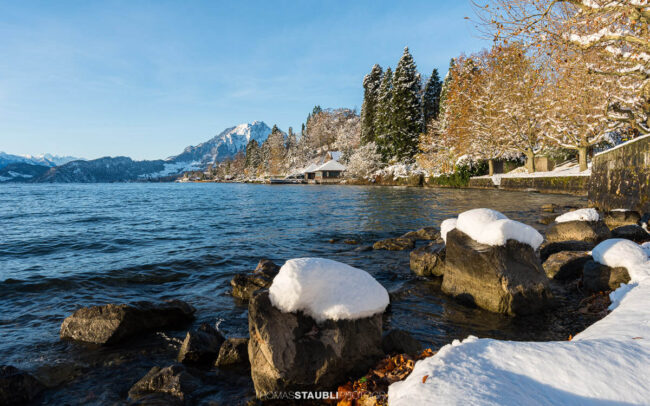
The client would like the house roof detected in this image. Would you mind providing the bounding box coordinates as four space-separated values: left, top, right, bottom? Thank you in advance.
314 160 346 172
302 163 320 173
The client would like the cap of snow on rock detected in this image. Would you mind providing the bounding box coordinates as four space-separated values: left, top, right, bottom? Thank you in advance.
440 218 457 243
592 239 650 283
268 258 390 323
555 208 600 223
441 208 543 250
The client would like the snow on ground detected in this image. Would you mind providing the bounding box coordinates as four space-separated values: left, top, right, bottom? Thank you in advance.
474 160 591 186
268 258 389 322
555 208 600 223
388 240 650 405
139 161 202 179
441 208 543 250
373 163 425 180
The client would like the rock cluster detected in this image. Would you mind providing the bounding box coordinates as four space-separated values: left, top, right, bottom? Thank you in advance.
177 323 224 366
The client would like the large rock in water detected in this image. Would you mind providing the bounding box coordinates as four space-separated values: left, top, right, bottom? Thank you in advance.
545 220 611 244
248 292 383 397
128 364 200 405
60 300 195 345
177 323 225 366
543 251 591 281
442 229 553 316
410 243 446 277
0 366 45 405
582 260 631 293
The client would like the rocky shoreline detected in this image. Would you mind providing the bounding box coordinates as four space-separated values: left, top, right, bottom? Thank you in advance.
2 207 648 405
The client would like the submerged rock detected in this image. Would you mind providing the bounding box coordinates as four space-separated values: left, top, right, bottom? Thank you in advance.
410 243 446 277
128 364 200 405
545 220 611 244
381 329 422 356
0 366 45 406
604 210 641 229
543 251 591 281
248 292 383 397
400 227 440 241
177 323 225 366
541 203 557 213
442 229 553 316
231 259 280 301
215 337 249 368
373 237 415 251
60 300 196 345
611 225 650 243
582 260 631 293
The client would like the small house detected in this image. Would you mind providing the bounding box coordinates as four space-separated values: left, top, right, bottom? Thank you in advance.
305 160 346 184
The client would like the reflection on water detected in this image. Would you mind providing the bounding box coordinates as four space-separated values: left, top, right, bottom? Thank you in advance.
0 183 586 404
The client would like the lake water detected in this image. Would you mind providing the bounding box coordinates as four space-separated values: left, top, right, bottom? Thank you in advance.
0 183 587 404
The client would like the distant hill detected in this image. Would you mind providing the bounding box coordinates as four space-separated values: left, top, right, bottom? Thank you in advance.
0 121 274 183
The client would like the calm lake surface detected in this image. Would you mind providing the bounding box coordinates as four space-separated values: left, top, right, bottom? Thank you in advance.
0 183 586 404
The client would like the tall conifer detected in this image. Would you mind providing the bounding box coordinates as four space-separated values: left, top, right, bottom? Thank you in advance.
391 47 423 161
360 64 383 144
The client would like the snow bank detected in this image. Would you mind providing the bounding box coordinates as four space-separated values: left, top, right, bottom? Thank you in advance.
442 208 543 250
440 218 457 243
555 208 600 223
268 258 389 322
389 239 650 405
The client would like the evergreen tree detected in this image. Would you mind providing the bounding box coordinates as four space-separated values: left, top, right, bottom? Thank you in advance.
422 68 443 127
360 64 383 144
438 58 456 129
245 139 261 174
391 47 423 162
374 67 394 162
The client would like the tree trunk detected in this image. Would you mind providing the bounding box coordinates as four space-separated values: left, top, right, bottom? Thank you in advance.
524 149 535 173
578 146 588 172
488 159 494 176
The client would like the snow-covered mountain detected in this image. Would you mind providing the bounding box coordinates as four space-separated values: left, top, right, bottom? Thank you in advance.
0 152 81 169
0 121 275 183
169 121 273 167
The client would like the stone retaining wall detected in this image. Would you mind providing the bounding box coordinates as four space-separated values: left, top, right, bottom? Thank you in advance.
589 135 650 213
467 176 589 195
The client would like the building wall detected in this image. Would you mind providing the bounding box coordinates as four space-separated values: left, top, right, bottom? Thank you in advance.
589 135 650 213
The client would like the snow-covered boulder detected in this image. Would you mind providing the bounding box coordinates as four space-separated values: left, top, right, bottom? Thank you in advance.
442 228 552 316
248 258 388 397
439 209 551 315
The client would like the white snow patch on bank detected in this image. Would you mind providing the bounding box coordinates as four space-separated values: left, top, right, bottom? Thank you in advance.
555 208 600 223
388 239 650 405
442 208 543 250
440 218 457 243
268 258 389 322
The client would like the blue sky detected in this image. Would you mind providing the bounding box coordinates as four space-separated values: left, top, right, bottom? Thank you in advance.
0 1 489 160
